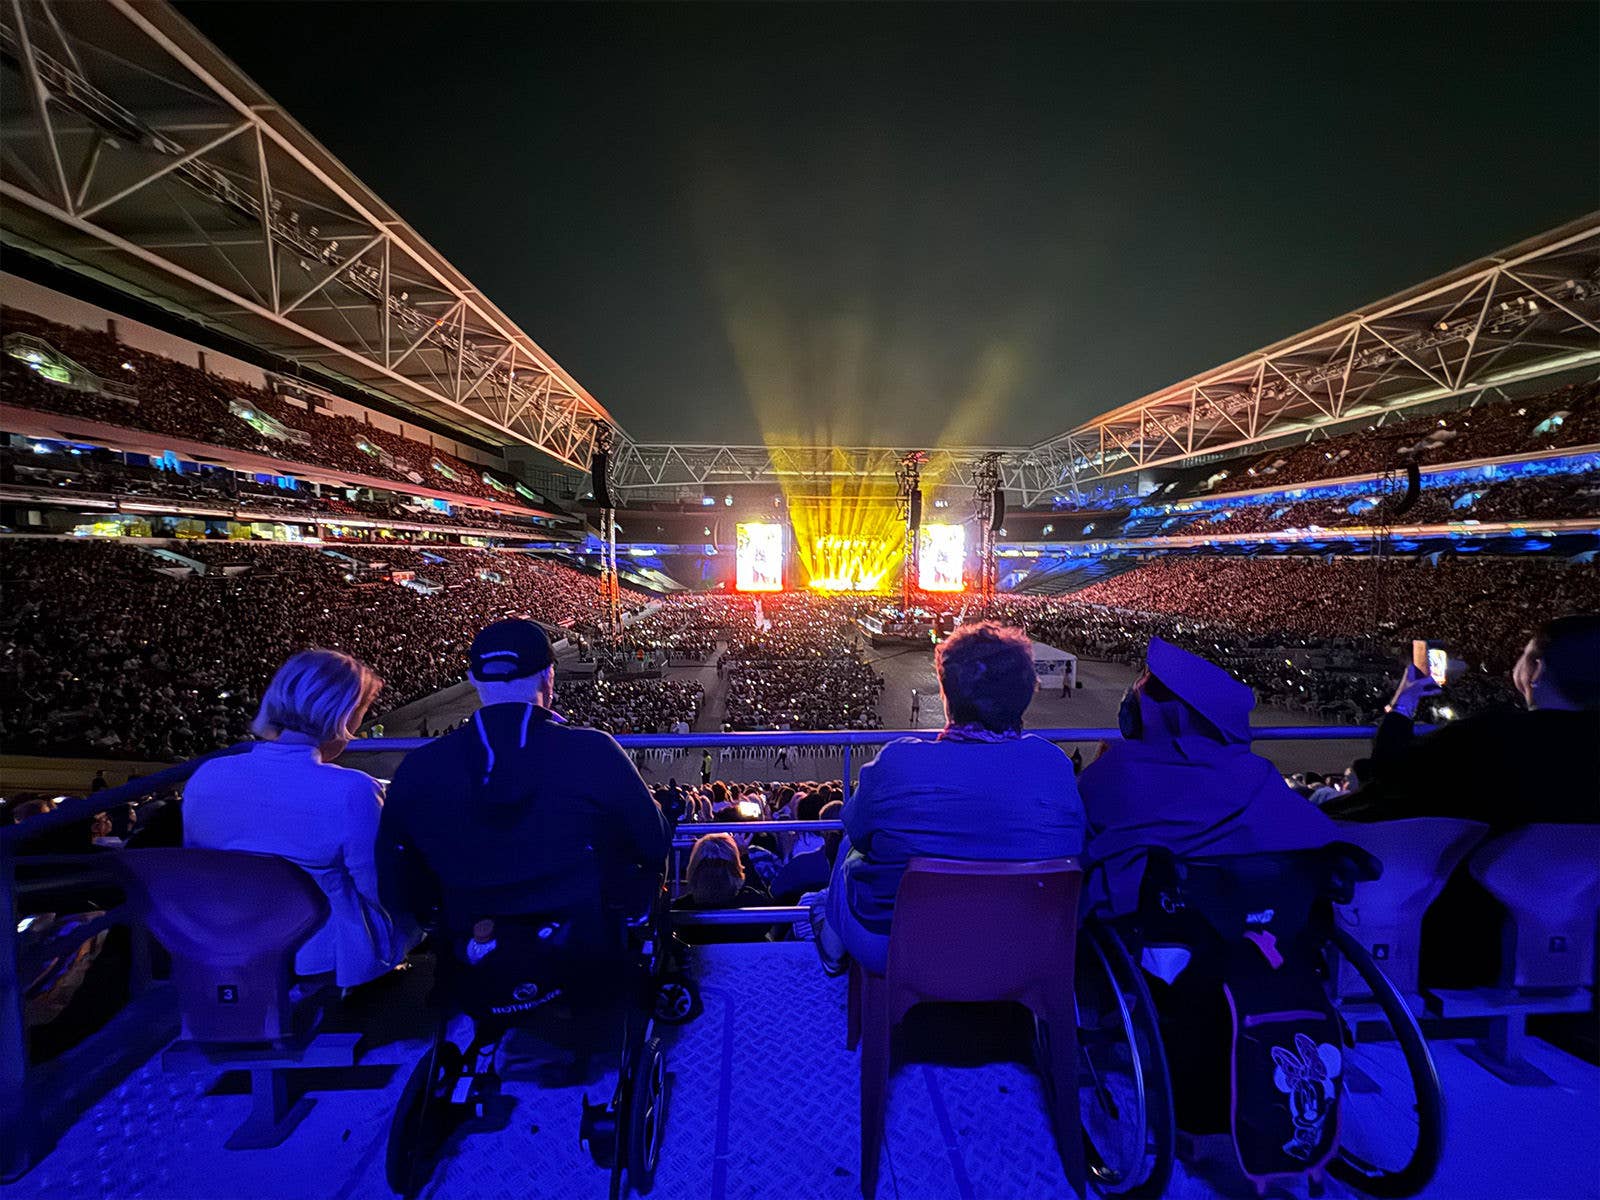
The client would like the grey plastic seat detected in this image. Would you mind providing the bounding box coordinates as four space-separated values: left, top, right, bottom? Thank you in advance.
1470 823 1600 991
1431 823 1600 1085
1332 818 1490 1004
114 848 360 1148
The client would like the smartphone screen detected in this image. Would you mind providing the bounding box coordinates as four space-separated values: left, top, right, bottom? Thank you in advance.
1412 639 1448 687
1426 647 1449 688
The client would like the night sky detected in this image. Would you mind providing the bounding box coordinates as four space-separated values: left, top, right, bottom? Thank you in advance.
180 2 1597 449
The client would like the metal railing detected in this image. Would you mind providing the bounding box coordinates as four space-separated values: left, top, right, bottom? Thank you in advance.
1 722 1392 1180
343 724 1388 803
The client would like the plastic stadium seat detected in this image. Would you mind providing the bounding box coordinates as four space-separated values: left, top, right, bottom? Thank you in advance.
114 849 360 1148
1431 824 1600 1085
1332 818 1490 1005
1471 824 1600 991
848 857 1085 1199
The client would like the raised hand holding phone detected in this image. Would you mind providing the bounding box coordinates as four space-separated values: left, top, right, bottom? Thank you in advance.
1388 663 1441 719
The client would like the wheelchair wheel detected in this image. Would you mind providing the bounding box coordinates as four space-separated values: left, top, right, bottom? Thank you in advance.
1074 922 1175 1198
386 1040 463 1198
1324 927 1444 1198
652 973 702 1026
626 1036 668 1193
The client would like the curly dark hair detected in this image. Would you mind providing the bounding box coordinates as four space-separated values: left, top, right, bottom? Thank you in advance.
935 621 1038 731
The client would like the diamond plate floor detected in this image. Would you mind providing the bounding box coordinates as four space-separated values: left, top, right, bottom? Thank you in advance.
3 944 1596 1200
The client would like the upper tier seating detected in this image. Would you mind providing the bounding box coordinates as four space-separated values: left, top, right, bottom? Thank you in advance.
2 307 548 511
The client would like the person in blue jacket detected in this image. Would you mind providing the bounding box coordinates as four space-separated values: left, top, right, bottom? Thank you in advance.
809 621 1085 976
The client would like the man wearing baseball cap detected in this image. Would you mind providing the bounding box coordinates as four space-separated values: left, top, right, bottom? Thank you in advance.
377 618 671 935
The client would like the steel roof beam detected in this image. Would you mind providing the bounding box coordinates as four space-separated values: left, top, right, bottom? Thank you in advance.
0 0 611 468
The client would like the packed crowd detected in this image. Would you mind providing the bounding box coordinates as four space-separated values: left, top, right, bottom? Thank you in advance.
0 539 644 759
6 527 1595 763
1 441 555 539
568 594 750 663
967 555 1599 720
720 596 885 730
2 307 547 511
552 676 704 734
1219 381 1600 492
1063 555 1600 675
1191 470 1600 537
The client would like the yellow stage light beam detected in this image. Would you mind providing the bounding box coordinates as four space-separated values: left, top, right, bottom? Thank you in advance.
686 143 1053 591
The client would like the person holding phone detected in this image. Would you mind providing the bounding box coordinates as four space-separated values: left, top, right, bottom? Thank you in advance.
1327 615 1600 993
1325 614 1600 830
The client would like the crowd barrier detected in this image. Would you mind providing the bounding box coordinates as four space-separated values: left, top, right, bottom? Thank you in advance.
0 723 1401 1181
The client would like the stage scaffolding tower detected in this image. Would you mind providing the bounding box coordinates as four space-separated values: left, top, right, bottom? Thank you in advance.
593 424 622 638
973 452 1001 606
897 451 927 609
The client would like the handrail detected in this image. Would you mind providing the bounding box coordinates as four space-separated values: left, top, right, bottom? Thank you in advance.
2 724 1403 849
671 820 839 836
672 906 810 925
344 724 1393 752
0 742 251 847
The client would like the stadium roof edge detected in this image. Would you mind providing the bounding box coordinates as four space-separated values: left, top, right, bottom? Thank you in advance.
1036 214 1600 464
610 215 1596 502
141 2 610 426
0 0 619 469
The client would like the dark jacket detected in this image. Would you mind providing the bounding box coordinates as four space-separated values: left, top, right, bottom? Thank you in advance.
377 703 671 932
671 880 773 944
1326 708 1600 829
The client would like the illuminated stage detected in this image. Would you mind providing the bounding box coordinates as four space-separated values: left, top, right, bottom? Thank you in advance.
735 497 972 597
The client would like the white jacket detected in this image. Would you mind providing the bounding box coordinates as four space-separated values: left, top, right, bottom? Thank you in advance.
183 733 401 986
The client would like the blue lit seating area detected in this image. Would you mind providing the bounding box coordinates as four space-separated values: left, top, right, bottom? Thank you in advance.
3 732 1597 1200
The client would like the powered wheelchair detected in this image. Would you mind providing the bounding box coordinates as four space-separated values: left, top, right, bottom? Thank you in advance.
1075 844 1444 1199
385 863 701 1200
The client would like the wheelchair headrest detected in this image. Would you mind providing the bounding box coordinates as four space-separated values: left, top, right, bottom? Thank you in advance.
1137 843 1381 936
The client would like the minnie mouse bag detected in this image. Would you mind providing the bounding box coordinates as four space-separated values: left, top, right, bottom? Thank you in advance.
1225 965 1343 1192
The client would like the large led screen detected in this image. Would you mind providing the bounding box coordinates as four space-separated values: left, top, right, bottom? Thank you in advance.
735 522 784 592
917 523 965 592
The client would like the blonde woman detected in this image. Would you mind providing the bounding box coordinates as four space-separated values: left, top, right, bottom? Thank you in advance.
184 649 412 986
670 832 772 944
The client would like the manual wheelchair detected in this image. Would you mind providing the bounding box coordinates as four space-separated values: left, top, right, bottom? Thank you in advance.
385 864 701 1200
1075 844 1445 1199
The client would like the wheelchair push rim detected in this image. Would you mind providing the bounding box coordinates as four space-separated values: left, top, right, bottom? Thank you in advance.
627 1036 669 1193
1075 921 1176 1198
1324 926 1445 1198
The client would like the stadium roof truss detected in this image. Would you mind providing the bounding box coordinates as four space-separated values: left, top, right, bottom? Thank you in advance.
604 442 1068 502
0 0 610 468
613 217 1598 506
1029 215 1600 488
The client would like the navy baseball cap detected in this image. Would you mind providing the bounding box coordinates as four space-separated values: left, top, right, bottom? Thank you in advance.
469 619 553 681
